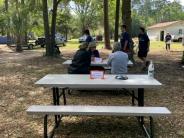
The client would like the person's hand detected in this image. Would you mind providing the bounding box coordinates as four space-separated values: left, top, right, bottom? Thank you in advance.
91 57 95 61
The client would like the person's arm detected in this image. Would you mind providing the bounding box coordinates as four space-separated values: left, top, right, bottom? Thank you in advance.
123 40 128 51
147 35 150 52
95 50 100 58
107 54 113 66
85 51 91 66
123 33 130 51
148 41 150 52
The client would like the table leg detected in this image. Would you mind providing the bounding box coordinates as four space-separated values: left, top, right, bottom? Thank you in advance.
55 88 60 105
138 88 144 106
63 88 67 105
138 88 147 136
52 88 58 125
138 88 144 123
55 88 62 121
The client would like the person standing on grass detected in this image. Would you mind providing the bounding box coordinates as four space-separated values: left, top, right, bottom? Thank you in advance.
84 29 93 44
108 42 129 74
120 25 131 54
165 33 172 51
138 27 150 70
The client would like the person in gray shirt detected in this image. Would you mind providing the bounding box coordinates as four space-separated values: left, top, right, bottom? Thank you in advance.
107 42 128 74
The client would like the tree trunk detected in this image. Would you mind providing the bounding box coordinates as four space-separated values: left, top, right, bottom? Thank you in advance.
42 0 53 56
5 0 11 45
122 0 134 61
114 0 120 42
65 28 68 41
122 0 131 35
103 0 111 49
15 0 22 52
16 34 23 52
51 0 58 48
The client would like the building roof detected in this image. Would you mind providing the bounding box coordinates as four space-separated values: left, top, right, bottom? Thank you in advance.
148 21 183 29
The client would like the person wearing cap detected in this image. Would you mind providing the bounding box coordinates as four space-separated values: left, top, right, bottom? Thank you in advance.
88 42 100 60
107 42 129 74
68 42 91 74
165 32 172 51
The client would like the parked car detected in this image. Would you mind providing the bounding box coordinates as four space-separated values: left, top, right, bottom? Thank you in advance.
26 34 66 49
78 35 96 43
172 34 183 42
25 37 45 49
96 35 103 41
55 33 66 46
79 35 87 43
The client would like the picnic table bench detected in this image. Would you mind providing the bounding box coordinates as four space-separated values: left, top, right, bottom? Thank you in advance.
27 105 171 138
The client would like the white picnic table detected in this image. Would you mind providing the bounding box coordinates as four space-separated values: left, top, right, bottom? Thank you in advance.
63 59 133 67
36 74 161 89
30 74 165 138
36 74 162 106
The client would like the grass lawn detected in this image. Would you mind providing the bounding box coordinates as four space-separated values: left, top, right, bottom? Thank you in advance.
0 41 184 137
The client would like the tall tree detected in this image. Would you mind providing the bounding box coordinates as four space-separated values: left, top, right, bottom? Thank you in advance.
42 0 52 56
51 0 61 49
122 0 134 61
103 0 111 49
42 0 61 57
4 0 11 45
122 0 131 35
114 0 120 42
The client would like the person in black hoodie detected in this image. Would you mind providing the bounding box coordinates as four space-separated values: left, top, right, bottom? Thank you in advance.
68 42 91 74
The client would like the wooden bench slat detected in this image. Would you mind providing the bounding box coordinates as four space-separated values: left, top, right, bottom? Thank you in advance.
27 105 171 117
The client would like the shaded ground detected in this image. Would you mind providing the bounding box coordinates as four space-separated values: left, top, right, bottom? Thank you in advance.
0 45 42 63
0 45 184 138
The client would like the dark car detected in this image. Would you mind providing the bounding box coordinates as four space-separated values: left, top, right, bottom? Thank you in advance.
26 37 45 49
96 35 103 41
35 37 45 47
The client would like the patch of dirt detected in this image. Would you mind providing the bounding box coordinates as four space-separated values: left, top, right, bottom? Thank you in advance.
0 48 184 138
0 45 42 63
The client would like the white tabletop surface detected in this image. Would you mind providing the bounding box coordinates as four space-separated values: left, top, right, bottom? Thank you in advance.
35 74 162 89
63 60 133 66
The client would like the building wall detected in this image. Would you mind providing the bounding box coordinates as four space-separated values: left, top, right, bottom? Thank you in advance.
147 21 184 41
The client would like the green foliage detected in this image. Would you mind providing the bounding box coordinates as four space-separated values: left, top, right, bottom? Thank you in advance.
0 0 184 41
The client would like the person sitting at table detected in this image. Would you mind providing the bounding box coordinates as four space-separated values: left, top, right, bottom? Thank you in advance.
68 42 91 74
88 42 105 71
88 42 100 60
107 42 129 74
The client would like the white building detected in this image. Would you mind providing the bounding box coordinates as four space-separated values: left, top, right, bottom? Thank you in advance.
147 20 184 41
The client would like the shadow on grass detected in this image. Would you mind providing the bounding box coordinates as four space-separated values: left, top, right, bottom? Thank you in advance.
55 116 144 138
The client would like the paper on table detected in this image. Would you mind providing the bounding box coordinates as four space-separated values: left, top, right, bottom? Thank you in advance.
90 70 104 79
94 57 103 63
